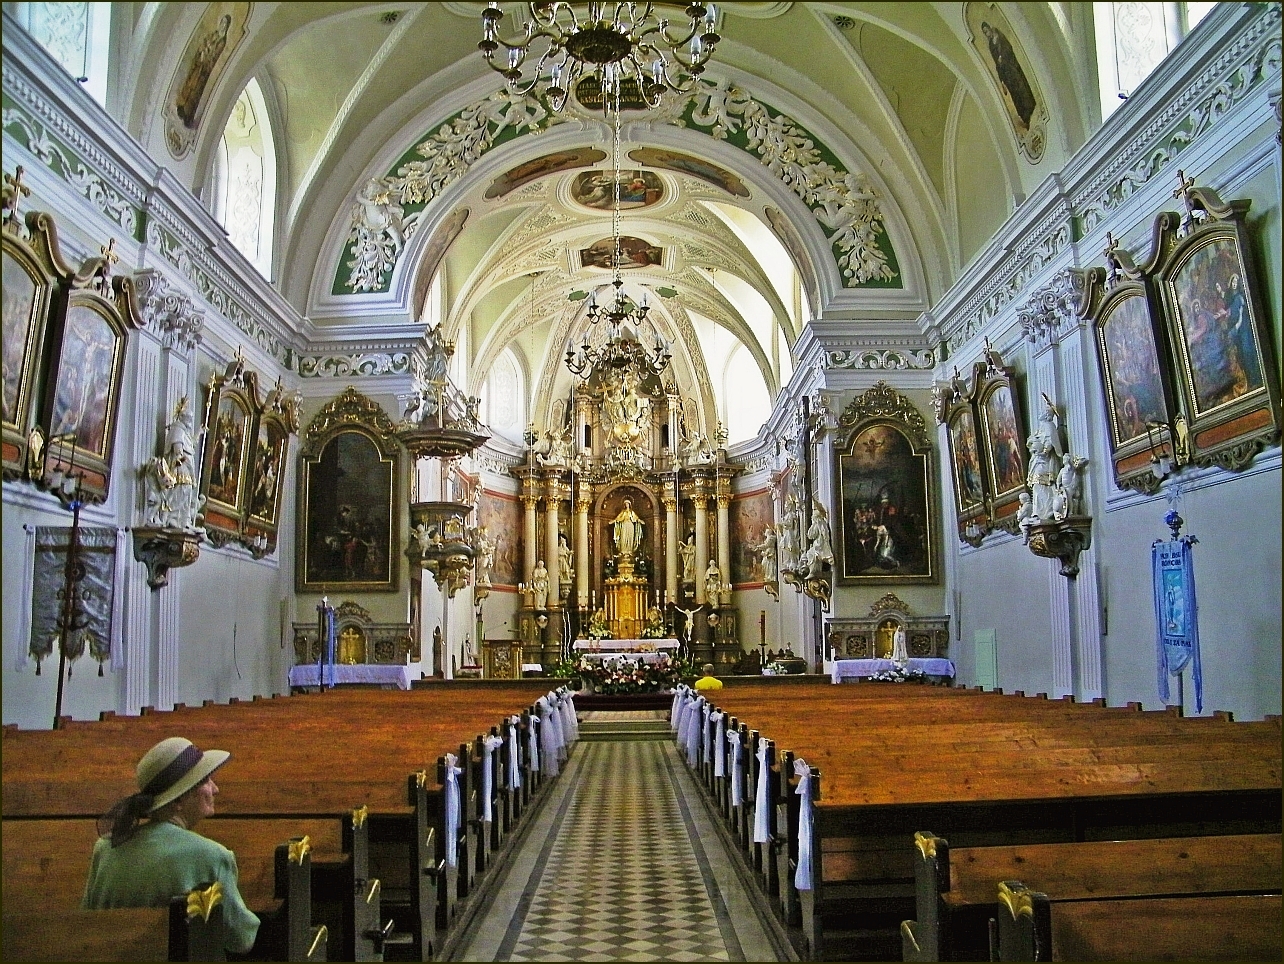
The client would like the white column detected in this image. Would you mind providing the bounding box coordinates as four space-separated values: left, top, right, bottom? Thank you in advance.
1034 346 1074 699
1061 329 1103 700
522 493 538 585
125 336 161 713
716 493 731 598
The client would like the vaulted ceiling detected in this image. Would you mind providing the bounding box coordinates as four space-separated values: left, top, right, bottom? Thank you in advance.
111 2 1099 444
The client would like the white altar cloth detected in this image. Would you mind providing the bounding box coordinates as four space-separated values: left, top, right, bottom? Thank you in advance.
289 664 416 690
831 658 955 683
577 651 672 665
573 638 678 652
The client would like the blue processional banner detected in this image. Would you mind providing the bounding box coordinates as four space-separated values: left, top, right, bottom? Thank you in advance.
1152 535 1201 713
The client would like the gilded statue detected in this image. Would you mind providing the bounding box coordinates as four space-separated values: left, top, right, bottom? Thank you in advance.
611 499 644 558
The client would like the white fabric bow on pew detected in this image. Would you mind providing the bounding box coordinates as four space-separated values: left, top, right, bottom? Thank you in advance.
508 715 522 789
727 728 743 807
481 734 504 823
711 711 725 777
753 740 771 844
794 759 813 891
444 752 462 867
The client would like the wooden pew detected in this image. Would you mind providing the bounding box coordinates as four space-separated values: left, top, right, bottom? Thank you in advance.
995 879 1283 961
689 685 1281 961
904 832 1283 961
2 884 242 962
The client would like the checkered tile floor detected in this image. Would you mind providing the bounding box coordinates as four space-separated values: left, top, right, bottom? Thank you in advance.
455 735 782 961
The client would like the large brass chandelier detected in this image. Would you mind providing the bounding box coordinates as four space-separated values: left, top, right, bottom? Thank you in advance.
479 2 721 112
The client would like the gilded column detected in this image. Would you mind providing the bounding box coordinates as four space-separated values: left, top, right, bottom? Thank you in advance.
576 491 591 609
663 494 678 604
693 488 709 604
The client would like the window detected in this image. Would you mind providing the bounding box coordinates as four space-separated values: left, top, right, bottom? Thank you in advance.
480 348 525 443
1095 2 1218 121
212 80 276 278
12 2 111 106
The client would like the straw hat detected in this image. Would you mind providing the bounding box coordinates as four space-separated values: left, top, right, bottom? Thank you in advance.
135 737 229 812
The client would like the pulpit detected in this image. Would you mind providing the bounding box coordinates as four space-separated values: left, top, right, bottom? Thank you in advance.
482 639 524 679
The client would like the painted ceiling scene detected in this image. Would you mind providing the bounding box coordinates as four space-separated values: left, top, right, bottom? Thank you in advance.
101 2 1130 445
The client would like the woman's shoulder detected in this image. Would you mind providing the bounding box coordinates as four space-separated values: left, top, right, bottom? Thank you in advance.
152 822 235 859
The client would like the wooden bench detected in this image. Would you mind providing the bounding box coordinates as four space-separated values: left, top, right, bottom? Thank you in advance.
686 685 1282 961
903 832 1283 961
1 884 256 962
995 880 1283 961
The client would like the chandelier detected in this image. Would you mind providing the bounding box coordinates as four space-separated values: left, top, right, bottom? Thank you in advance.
479 2 721 112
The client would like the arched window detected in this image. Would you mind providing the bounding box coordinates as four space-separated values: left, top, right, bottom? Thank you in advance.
722 344 770 445
11 2 111 106
480 348 525 443
212 80 276 278
1095 2 1217 120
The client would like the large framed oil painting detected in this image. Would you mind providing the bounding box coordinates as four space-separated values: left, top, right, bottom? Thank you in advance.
2 209 62 479
944 396 990 546
1086 272 1179 493
297 388 400 592
1157 206 1280 469
477 488 524 588
976 358 1027 528
39 262 139 504
835 382 936 584
730 488 774 586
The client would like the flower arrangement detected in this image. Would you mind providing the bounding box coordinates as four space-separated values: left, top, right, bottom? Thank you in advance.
575 654 692 695
587 609 612 640
868 664 928 683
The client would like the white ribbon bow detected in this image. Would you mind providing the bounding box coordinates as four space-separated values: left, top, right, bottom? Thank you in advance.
443 752 462 867
794 759 813 891
685 696 704 766
711 711 725 777
728 729 743 806
670 687 685 730
701 703 713 765
508 715 522 789
528 714 540 772
753 740 771 844
481 735 503 823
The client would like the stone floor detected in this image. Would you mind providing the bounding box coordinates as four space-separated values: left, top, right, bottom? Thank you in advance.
450 715 786 962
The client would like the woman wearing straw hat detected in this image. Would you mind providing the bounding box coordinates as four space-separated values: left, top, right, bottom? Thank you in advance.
82 737 260 954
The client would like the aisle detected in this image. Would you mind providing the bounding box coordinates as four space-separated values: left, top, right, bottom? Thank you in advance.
452 722 786 962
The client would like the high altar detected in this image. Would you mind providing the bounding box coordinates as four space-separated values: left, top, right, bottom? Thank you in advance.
510 355 741 671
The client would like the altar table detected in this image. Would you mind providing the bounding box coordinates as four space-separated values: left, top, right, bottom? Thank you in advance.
573 638 678 652
831 658 956 683
577 651 672 665
289 664 417 690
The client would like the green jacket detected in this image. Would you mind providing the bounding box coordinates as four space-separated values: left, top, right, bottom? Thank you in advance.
81 820 260 953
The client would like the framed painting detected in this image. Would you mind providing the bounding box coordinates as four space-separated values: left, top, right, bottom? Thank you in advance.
297 388 400 592
477 488 524 587
628 147 751 198
964 1 1048 162
38 250 140 504
1083 262 1180 493
975 353 1027 528
2 207 66 480
1156 191 1280 470
162 1 251 159
245 411 290 533
730 488 773 586
943 374 991 546
571 170 663 211
835 382 937 584
199 377 255 544
483 147 607 200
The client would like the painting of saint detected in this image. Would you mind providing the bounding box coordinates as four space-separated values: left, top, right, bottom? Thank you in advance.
484 148 607 200
628 148 751 197
1099 292 1167 445
303 429 394 587
838 424 933 581
981 384 1025 498
248 421 287 523
48 304 119 457
948 407 985 511
206 396 249 509
477 488 523 586
730 488 773 585
2 252 38 426
571 170 663 210
1171 238 1265 414
965 2 1047 161
580 235 662 270
163 3 251 159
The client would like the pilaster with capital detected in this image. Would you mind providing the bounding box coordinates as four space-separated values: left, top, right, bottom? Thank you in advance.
544 477 567 607
521 490 539 586
716 488 731 603
576 491 592 609
691 488 710 604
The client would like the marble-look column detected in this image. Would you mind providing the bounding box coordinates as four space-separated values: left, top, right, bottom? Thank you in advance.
715 489 731 603
663 494 678 604
576 490 591 609
544 477 564 605
522 491 539 587
693 490 710 604
124 335 161 714
1033 344 1074 700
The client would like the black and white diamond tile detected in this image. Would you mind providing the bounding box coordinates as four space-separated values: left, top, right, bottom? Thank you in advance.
506 741 733 962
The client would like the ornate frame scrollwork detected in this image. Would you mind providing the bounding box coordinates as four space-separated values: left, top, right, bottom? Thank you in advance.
973 348 1029 534
834 381 938 584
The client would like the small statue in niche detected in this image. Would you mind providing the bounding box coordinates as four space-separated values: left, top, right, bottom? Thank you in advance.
1052 453 1088 521
799 502 834 580
556 532 573 586
755 524 778 586
678 535 696 584
473 526 495 591
704 559 723 604
778 496 802 573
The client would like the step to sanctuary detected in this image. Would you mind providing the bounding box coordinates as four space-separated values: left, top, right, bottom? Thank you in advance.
577 717 672 741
